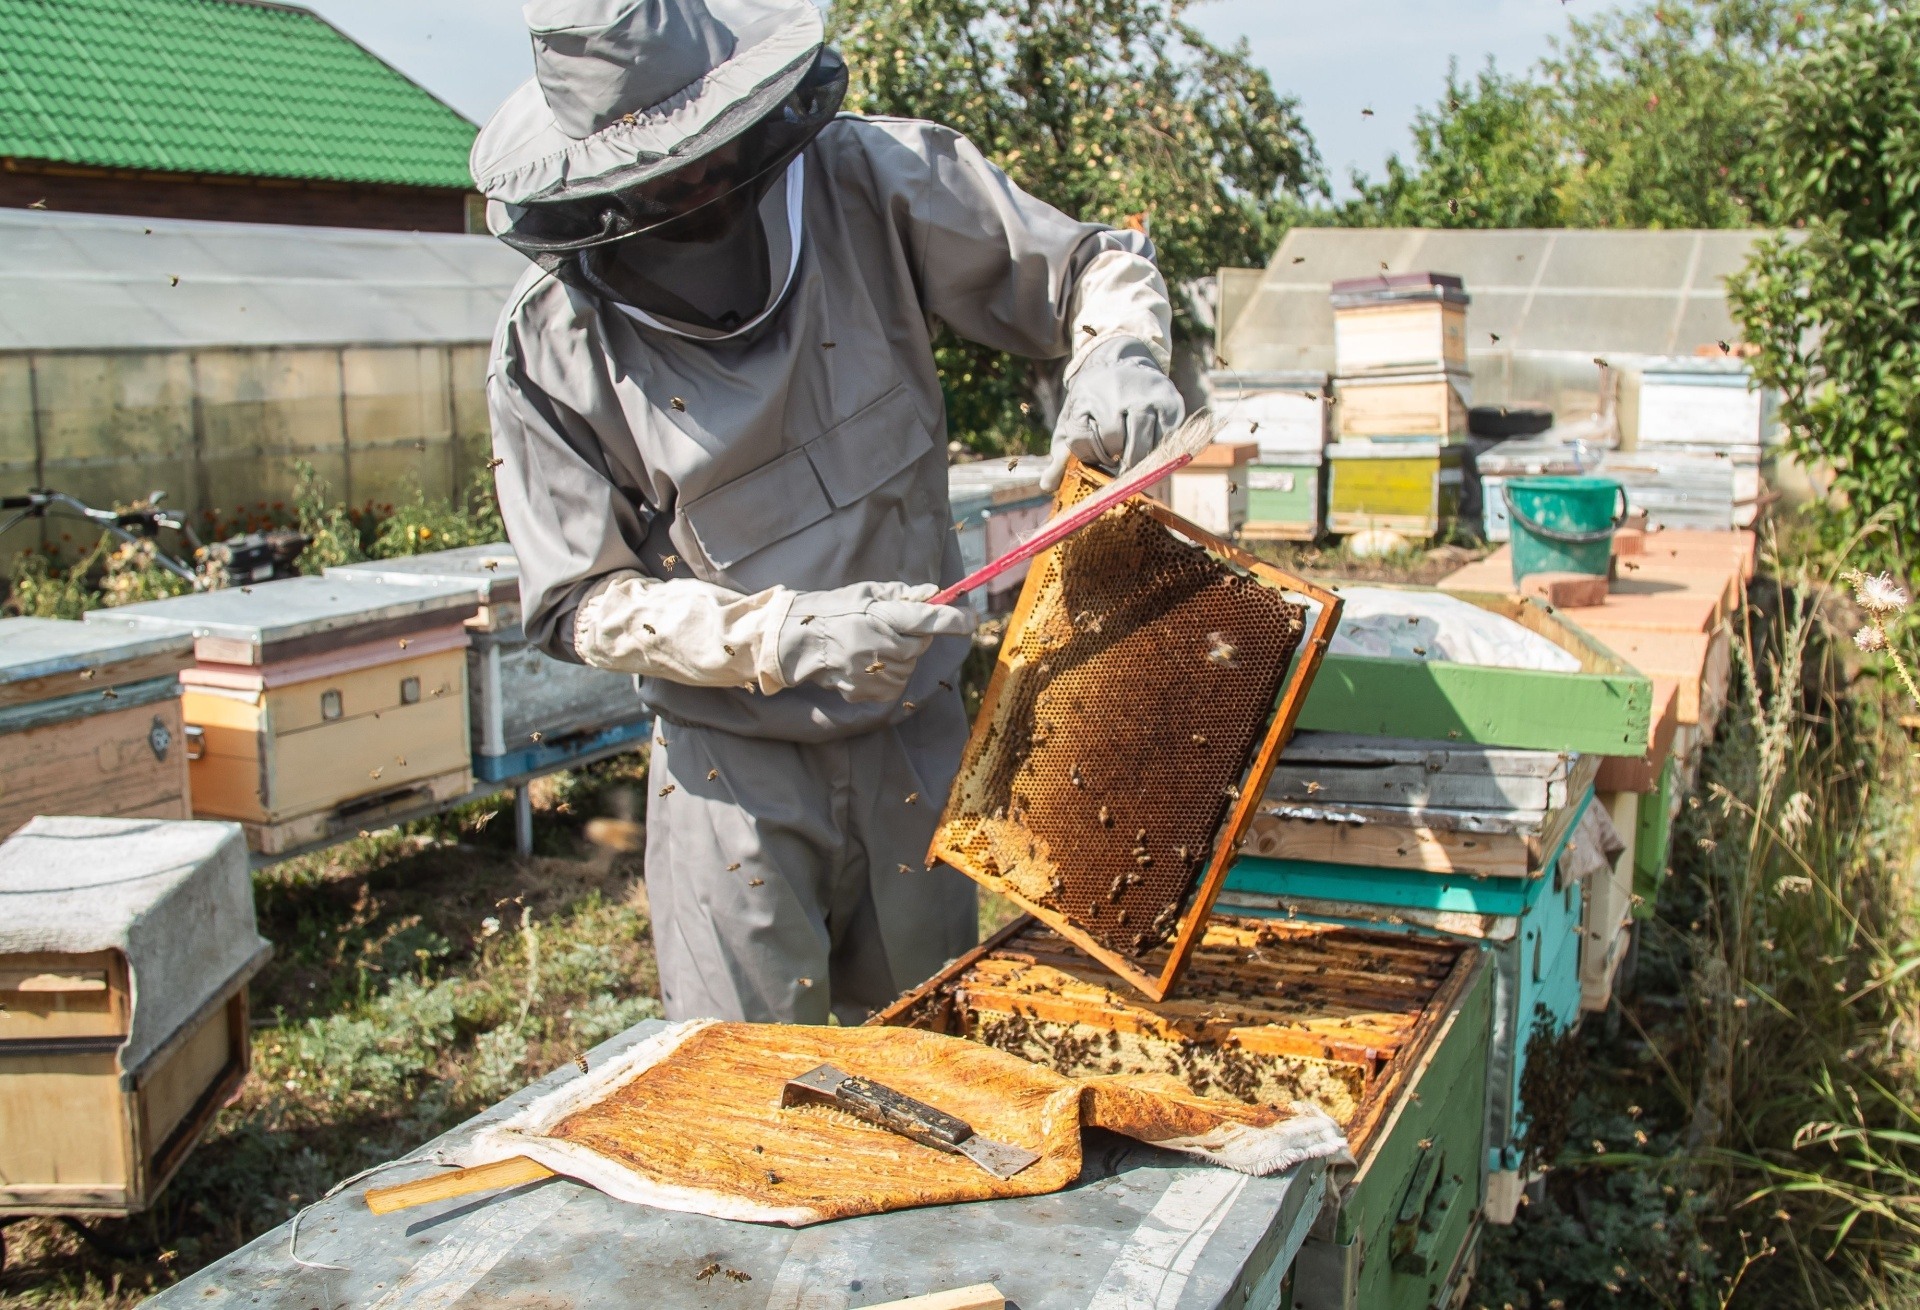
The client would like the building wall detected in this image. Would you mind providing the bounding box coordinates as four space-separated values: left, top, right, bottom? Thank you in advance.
0 343 492 551
0 161 476 233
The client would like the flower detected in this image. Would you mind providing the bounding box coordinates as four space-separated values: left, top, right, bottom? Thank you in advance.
1856 624 1889 653
1779 790 1814 839
1853 571 1909 615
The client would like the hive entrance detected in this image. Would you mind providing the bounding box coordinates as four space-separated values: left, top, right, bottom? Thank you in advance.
935 469 1334 998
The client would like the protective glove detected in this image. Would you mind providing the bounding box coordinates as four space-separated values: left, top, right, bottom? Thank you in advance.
1042 336 1186 492
777 581 977 704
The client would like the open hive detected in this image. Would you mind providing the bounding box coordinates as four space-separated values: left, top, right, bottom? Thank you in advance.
935 465 1340 998
874 914 1472 1152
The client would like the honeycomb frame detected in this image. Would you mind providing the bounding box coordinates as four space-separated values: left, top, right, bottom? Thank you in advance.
930 462 1344 1001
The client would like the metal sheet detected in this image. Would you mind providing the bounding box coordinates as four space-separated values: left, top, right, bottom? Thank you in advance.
0 617 193 683
1266 732 1579 812
329 543 522 606
82 574 479 655
144 1019 1328 1310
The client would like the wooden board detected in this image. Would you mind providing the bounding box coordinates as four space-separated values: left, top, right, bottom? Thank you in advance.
1242 786 1589 881
1268 733 1587 813
1595 677 1679 793
1326 445 1463 535
1245 461 1323 540
1332 302 1468 374
1576 629 1723 727
0 697 190 841
1334 374 1469 441
244 766 471 855
1298 590 1652 756
0 949 128 1043
1581 791 1638 1013
0 984 251 1217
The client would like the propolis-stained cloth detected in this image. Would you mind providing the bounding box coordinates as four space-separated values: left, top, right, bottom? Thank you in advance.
457 1020 1348 1226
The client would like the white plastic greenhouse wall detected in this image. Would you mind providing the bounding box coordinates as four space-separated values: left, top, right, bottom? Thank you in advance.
0 208 528 529
1214 227 1778 443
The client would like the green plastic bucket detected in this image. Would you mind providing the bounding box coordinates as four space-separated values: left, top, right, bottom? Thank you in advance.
1506 476 1628 584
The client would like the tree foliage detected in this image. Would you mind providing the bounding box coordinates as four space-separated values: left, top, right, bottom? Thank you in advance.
832 0 1323 452
1728 5 1920 555
1337 0 1821 231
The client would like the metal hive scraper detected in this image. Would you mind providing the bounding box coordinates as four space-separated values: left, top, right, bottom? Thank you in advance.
779 1064 1041 1180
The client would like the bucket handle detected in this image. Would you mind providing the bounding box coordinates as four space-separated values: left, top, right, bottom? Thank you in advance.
1503 484 1629 546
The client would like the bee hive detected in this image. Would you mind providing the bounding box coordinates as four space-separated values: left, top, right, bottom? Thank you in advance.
875 914 1471 1150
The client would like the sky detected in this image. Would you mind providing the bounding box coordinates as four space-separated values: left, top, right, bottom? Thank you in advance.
303 1 1580 196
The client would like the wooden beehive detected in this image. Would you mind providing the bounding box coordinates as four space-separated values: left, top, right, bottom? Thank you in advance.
84 575 481 854
875 915 1493 1310
1330 273 1470 376
0 817 269 1217
328 547 653 783
0 618 196 840
1242 455 1325 542
1166 441 1256 538
1325 441 1462 537
1334 370 1471 443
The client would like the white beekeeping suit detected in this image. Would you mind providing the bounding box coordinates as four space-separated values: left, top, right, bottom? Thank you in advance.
475 0 1184 1024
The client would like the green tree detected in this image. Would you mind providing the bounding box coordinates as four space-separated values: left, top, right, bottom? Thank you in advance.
1729 5 1920 556
1332 0 1823 232
832 0 1324 453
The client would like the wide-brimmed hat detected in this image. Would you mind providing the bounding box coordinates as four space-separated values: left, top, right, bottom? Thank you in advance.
472 0 826 207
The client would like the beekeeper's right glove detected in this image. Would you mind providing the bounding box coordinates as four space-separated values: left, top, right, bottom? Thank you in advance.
776 581 977 704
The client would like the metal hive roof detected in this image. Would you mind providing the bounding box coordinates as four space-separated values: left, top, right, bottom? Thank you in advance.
0 0 477 189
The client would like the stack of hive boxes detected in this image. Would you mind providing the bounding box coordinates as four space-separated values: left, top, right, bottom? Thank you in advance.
1223 586 1653 1222
84 575 481 855
328 546 653 783
1327 273 1471 538
1207 369 1330 540
1601 358 1768 530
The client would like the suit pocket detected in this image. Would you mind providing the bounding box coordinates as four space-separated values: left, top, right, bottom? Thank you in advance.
678 386 930 571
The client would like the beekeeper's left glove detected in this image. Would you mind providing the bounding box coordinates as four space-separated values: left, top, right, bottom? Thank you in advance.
1041 336 1185 492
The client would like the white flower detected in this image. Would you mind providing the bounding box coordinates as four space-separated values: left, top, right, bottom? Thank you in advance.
1854 571 1910 615
1855 624 1889 653
480 916 501 937
1779 791 1813 839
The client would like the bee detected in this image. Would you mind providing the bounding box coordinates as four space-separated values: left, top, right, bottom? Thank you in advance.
728 862 742 871
1223 783 1241 799
101 686 119 700
575 1054 589 1074
398 638 409 650
796 978 812 988
749 878 766 887
904 792 920 805
1205 632 1237 665
1191 733 1207 745
1361 106 1375 117
695 1263 722 1282
531 731 544 742
1070 763 1084 789
938 680 953 691
898 863 916 874
1291 256 1306 265
766 1170 782 1184
670 397 687 411
902 700 916 712
1412 646 1428 656
661 554 680 569
659 784 676 796
1593 357 1610 369
1249 422 1260 435
643 623 656 634
1007 458 1019 471
1490 331 1501 343
723 644 736 656
800 615 815 626
369 767 383 780
487 456 505 470
79 668 96 681
822 341 837 349
707 769 719 781
865 661 886 674
1098 806 1112 827
1304 780 1323 795
483 559 499 571
725 1270 752 1283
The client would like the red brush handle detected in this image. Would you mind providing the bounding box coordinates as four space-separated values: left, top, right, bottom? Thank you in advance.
930 451 1196 606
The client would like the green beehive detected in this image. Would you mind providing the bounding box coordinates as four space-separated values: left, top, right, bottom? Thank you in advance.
1244 456 1326 542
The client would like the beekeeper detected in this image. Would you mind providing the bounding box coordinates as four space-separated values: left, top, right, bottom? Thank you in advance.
477 0 1183 1024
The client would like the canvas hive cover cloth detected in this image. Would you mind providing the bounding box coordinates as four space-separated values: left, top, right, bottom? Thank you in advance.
457 1020 1347 1226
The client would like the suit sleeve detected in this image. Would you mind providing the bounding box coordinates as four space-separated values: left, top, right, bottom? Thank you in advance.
861 119 1172 369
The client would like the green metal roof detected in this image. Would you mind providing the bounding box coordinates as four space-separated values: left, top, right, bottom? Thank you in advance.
0 0 477 189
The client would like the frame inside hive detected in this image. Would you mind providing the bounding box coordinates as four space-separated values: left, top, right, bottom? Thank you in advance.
872 914 1476 1157
932 463 1343 1000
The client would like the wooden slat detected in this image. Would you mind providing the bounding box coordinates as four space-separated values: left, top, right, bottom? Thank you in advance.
364 1156 556 1216
856 1284 1006 1310
0 698 190 841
